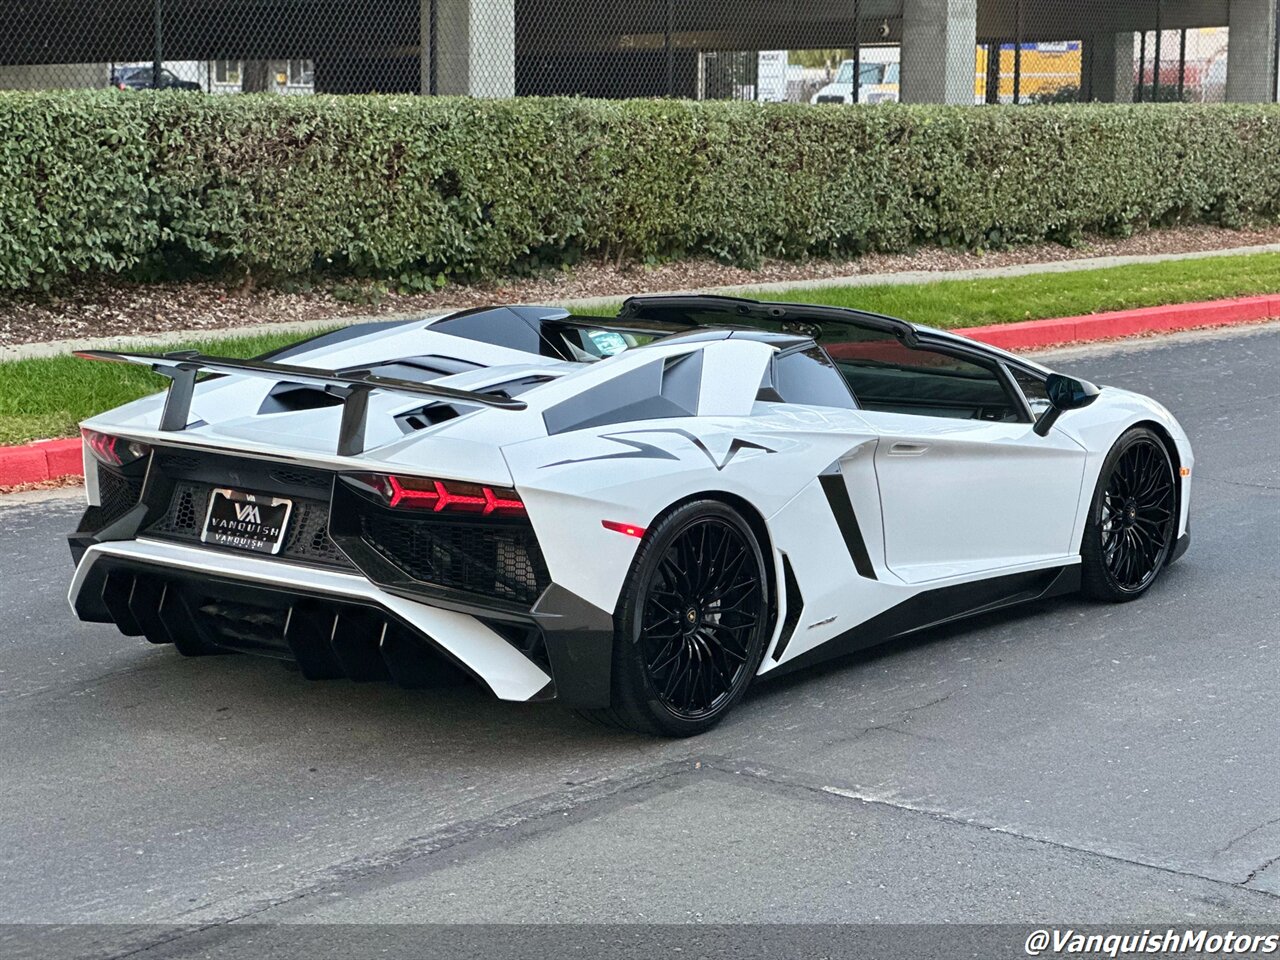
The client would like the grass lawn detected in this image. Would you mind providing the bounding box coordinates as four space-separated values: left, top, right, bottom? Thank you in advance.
3 250 1280 447
764 251 1280 327
0 330 327 446
577 251 1280 327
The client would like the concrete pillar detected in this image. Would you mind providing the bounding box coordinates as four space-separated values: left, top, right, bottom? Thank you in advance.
900 0 977 104
1083 33 1135 102
1226 0 1277 102
420 0 515 97
420 0 432 94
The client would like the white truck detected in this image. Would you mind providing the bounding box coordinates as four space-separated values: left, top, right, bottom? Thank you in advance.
809 48 900 104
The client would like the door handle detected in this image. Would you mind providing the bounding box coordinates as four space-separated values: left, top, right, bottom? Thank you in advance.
888 442 929 456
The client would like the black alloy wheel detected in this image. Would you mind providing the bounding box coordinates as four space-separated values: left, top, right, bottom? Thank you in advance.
1082 427 1177 601
639 515 765 719
582 500 771 737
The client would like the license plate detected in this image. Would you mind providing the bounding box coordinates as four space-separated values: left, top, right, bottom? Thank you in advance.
201 488 293 556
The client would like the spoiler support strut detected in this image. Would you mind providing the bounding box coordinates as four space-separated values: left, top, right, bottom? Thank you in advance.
158 362 199 433
334 383 373 458
76 349 526 457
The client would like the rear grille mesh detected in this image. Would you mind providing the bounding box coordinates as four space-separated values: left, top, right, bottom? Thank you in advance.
146 480 354 570
96 466 144 526
270 468 332 491
148 482 203 535
359 512 550 606
281 499 352 567
156 453 202 472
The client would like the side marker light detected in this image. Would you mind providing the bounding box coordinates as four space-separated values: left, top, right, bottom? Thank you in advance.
602 520 646 539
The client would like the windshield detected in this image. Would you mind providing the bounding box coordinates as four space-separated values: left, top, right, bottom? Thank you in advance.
554 325 659 361
834 61 886 86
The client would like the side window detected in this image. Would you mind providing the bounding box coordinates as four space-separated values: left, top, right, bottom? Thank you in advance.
824 333 1024 422
1011 367 1051 413
288 59 315 86
761 346 857 410
215 60 242 85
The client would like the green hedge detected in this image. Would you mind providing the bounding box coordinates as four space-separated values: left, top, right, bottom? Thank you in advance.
3 92 1280 291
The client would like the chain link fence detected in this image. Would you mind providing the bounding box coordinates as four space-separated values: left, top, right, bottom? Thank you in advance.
1 1 1274 104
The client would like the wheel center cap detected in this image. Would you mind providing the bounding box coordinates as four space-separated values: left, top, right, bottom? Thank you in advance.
682 605 700 634
1125 501 1138 524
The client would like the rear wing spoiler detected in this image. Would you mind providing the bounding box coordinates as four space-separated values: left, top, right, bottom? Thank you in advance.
75 349 526 457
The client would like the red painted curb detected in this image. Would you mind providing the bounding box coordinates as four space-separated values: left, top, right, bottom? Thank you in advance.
0 438 82 487
0 294 1276 487
956 293 1280 351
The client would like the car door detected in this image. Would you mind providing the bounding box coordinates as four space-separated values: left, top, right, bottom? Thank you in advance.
825 331 1088 585
613 295 1089 584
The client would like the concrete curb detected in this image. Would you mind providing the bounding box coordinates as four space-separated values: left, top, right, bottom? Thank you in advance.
0 438 82 487
1 294 1275 486
954 293 1280 350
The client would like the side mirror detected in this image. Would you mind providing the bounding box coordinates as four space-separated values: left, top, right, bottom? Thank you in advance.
1033 373 1101 437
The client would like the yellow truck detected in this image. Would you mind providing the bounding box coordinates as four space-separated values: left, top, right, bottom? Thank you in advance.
975 41 1083 101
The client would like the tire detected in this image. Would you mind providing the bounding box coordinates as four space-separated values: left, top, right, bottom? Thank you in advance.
580 500 772 737
1080 426 1177 602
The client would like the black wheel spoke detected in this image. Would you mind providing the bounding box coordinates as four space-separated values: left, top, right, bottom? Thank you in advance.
706 631 748 663
701 622 752 657
1137 489 1172 509
647 636 682 674
661 654 687 702
657 556 683 595
645 609 680 625
644 624 682 642
700 525 732 596
702 617 758 633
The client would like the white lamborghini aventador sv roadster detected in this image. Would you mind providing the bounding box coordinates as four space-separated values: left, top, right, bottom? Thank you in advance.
67 296 1192 736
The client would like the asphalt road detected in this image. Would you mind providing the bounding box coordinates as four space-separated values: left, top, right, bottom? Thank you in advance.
1 324 1278 957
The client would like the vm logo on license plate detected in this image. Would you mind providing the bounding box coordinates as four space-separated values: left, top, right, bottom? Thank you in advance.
234 502 262 524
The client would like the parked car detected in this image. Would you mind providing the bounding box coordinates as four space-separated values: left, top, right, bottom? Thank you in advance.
112 66 201 91
68 296 1192 737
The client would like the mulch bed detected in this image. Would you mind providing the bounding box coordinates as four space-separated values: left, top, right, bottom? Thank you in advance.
0 474 83 496
4 223 1280 348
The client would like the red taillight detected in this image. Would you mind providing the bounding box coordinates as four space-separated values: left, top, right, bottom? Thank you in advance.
483 487 526 515
82 429 149 467
370 474 526 517
386 475 441 509
602 520 646 538
85 430 117 465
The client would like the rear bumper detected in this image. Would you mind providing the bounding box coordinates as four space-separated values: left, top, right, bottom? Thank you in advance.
70 539 565 701
69 442 621 707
